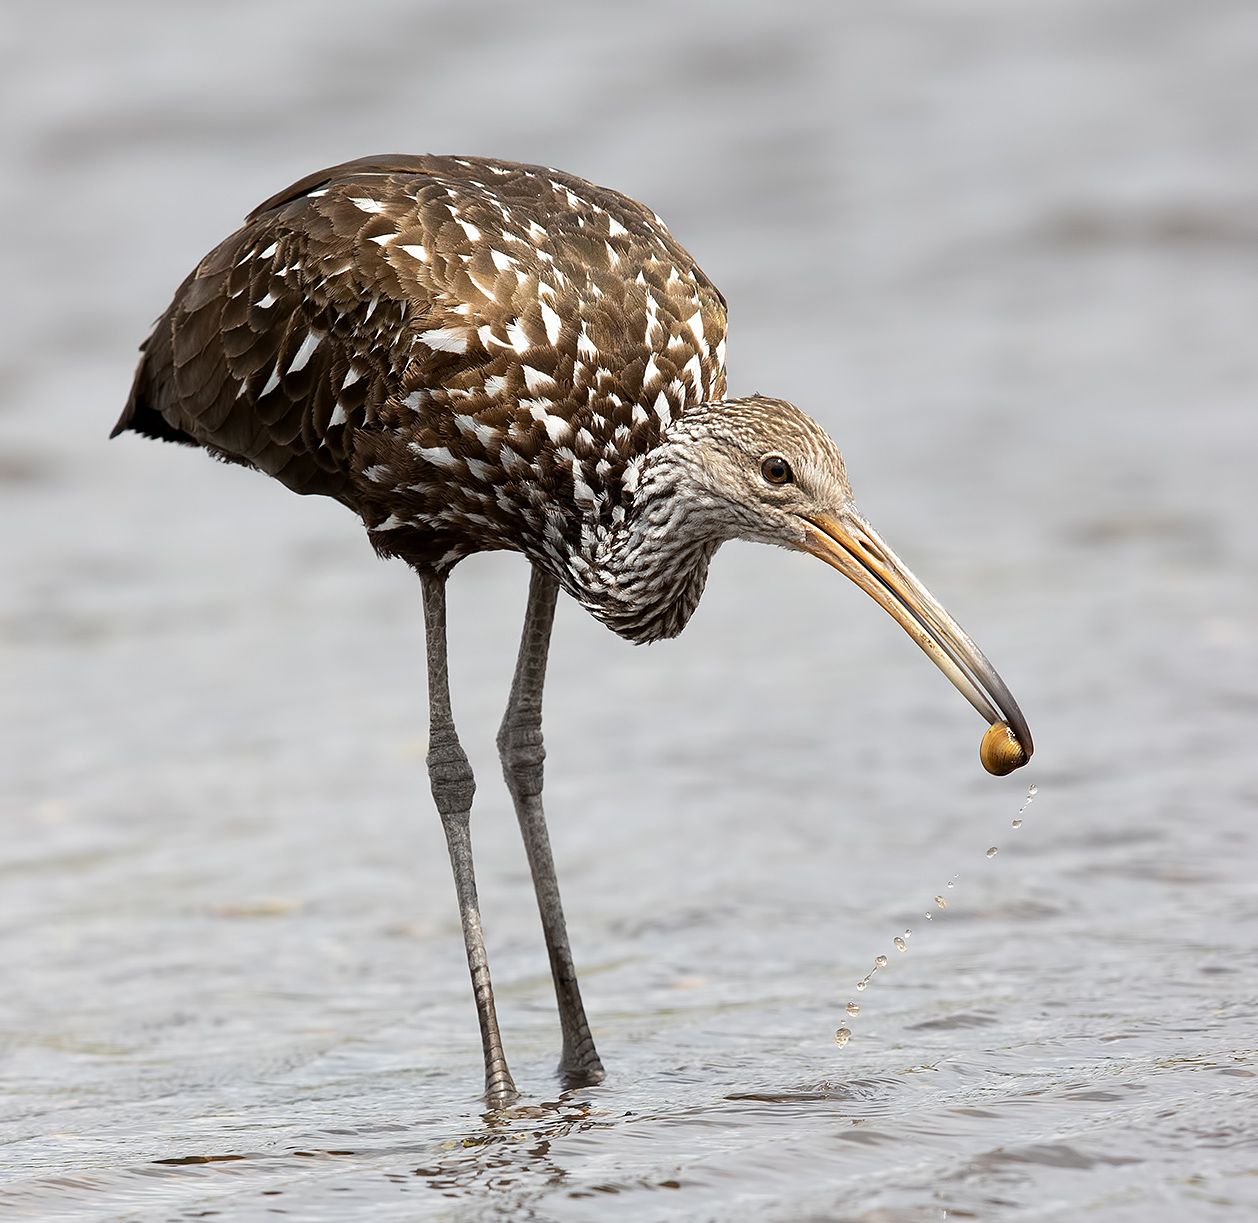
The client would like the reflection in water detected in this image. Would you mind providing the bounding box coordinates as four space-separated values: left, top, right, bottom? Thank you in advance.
411 1095 603 1204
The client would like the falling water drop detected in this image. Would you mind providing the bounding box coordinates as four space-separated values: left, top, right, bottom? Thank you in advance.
834 784 1044 1046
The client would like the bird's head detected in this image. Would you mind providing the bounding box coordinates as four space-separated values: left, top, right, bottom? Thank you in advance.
667 394 1033 773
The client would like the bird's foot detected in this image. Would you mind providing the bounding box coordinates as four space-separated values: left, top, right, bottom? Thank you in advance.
559 1040 606 1089
483 1068 520 1111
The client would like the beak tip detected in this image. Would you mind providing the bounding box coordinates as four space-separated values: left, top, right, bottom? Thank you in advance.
980 721 1031 776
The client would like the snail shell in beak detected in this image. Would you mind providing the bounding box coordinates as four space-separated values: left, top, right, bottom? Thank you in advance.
980 721 1028 776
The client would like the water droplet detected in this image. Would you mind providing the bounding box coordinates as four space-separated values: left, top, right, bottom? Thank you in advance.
834 1026 851 1047
1027 784 1038 797
856 979 868 992
946 880 956 889
1012 818 1023 829
986 846 998 858
904 928 912 938
874 954 889 969
934 895 948 909
846 1001 860 1016
924 912 933 920
893 936 908 953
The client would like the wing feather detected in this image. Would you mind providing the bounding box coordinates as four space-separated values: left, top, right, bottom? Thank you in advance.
114 155 730 563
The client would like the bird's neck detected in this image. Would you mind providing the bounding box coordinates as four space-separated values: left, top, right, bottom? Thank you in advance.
561 434 728 644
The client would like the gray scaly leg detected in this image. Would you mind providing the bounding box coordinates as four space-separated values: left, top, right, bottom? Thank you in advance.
497 567 606 1086
422 573 518 1107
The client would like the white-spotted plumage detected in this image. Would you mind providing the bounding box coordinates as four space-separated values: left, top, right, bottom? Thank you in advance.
114 155 839 643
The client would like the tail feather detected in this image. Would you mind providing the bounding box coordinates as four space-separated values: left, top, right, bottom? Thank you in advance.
111 324 198 446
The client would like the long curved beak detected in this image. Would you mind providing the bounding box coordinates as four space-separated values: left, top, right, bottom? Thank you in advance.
799 509 1033 764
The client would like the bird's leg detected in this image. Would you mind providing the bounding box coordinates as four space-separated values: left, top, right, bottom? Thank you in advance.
421 572 518 1108
497 567 606 1087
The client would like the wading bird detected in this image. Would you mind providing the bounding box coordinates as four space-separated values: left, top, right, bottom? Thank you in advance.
114 155 1032 1107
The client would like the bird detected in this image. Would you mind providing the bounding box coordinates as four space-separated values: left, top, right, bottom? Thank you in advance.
113 154 1032 1108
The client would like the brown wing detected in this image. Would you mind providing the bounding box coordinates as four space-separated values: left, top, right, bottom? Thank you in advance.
113 159 438 503
114 154 730 556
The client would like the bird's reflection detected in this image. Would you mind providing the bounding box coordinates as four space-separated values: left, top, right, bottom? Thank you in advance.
147 1088 634 1212
410 1090 618 1204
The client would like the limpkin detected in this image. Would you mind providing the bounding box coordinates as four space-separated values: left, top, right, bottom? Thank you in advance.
113 154 1032 1107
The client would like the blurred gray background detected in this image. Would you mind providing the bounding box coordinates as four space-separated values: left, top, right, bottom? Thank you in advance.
2 1 1256 1219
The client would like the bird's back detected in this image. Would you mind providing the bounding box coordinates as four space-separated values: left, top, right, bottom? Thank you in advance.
116 155 728 573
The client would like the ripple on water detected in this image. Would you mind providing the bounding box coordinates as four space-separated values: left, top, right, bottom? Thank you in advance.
724 1075 910 1119
907 1011 1002 1031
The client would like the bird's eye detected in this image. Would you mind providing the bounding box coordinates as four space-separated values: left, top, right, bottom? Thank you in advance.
760 455 793 485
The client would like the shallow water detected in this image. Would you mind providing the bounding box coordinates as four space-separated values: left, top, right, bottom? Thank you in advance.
3 1 1257 1218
